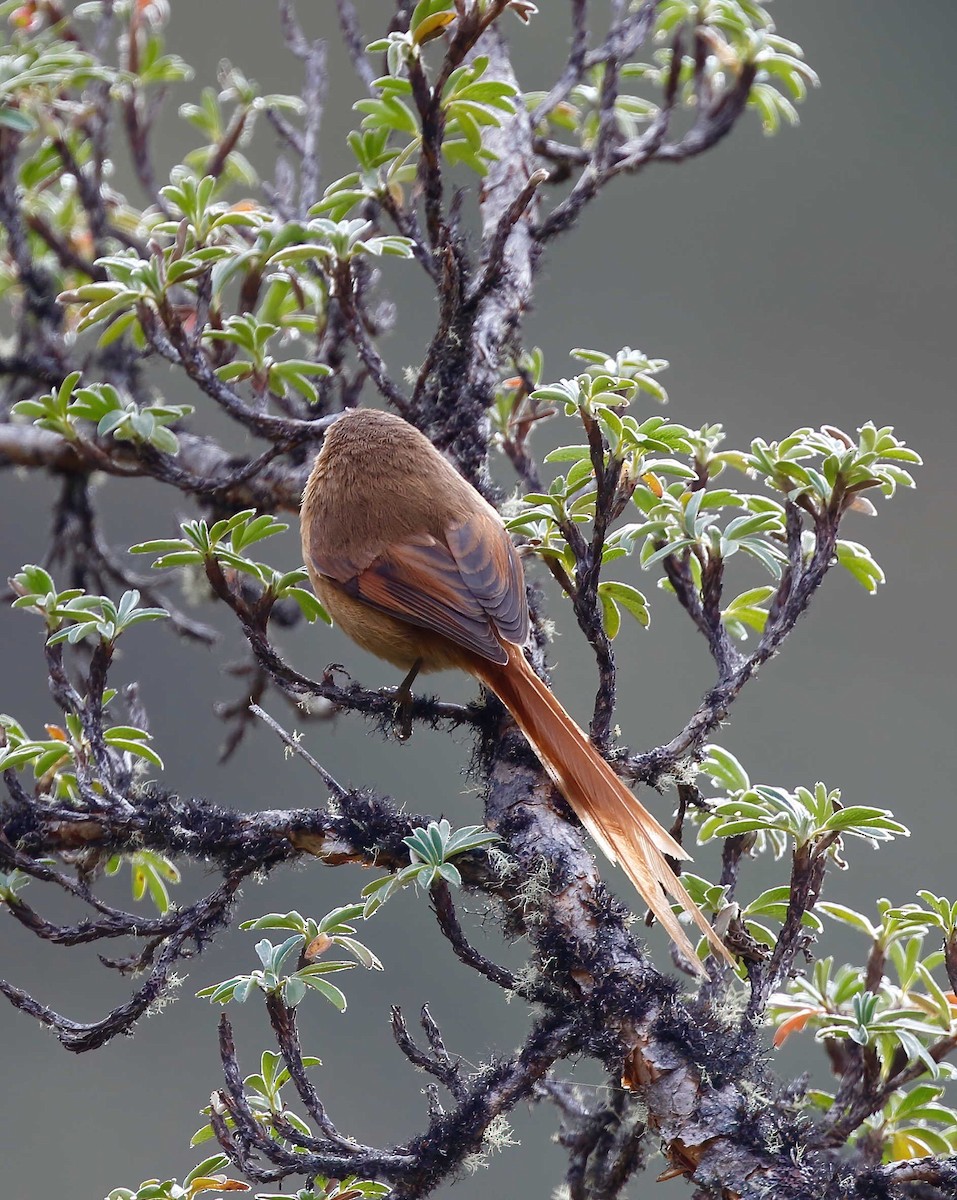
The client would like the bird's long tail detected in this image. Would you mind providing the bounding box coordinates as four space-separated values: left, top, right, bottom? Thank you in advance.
477 644 733 975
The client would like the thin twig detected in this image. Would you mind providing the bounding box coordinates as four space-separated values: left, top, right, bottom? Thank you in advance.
249 703 347 798
335 0 377 91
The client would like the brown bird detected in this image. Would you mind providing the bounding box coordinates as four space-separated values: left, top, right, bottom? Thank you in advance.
300 408 732 974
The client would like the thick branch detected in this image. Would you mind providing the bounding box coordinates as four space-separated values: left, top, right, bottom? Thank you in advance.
0 422 311 511
480 718 837 1198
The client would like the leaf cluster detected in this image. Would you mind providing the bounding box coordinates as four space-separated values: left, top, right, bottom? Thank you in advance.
11 565 168 645
179 59 303 187
507 353 920 644
105 849 181 914
205 314 331 406
356 23 518 178
0 18 110 132
196 933 360 1013
197 901 385 1011
107 1154 251 1200
13 371 194 455
769 899 957 1160
360 819 498 917
699 779 908 854
131 511 330 626
0 706 161 799
527 0 818 150
190 1051 322 1151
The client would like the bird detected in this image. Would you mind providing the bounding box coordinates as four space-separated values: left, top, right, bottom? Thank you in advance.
300 407 733 974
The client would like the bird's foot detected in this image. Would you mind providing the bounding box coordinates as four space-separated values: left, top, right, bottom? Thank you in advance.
390 658 422 742
392 688 415 742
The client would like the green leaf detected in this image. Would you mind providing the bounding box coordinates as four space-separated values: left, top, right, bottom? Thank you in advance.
817 903 878 939
105 739 164 770
148 425 180 456
544 445 591 464
0 107 35 133
701 746 751 794
598 588 621 639
598 581 650 627
298 975 348 1012
822 806 909 838
183 1156 231 1187
240 911 308 933
285 587 332 624
836 540 885 594
284 976 307 1007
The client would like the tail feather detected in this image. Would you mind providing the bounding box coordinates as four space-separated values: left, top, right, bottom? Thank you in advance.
478 645 733 975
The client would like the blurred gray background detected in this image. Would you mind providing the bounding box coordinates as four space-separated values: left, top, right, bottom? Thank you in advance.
1 3 955 1197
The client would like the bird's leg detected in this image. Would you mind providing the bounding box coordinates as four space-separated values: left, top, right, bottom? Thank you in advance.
392 658 423 741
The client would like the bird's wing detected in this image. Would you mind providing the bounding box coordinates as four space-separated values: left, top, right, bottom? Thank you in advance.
445 510 529 647
307 510 527 665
